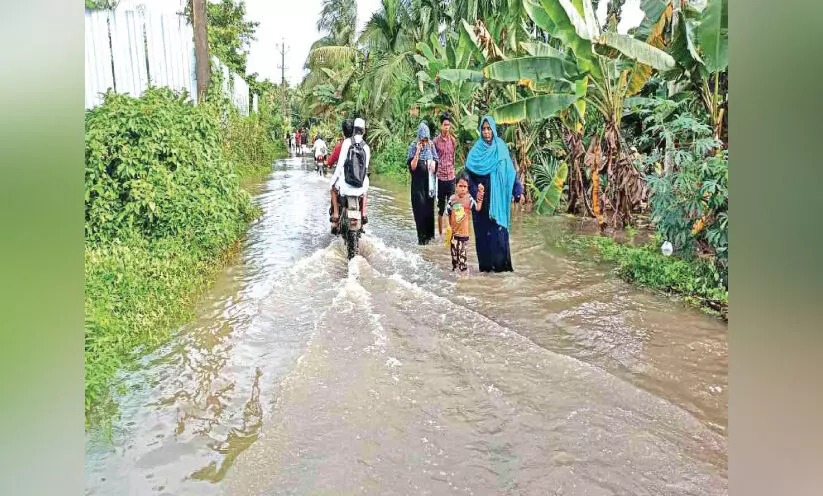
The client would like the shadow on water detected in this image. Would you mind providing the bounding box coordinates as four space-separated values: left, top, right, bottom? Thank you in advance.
85 154 727 495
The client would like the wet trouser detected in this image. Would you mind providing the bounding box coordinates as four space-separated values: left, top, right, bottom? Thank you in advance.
451 236 469 271
437 179 455 216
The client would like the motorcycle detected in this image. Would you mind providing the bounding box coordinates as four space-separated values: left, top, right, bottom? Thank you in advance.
314 155 326 175
338 195 364 260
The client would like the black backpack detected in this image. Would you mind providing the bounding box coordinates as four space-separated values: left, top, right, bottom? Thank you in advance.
344 137 368 188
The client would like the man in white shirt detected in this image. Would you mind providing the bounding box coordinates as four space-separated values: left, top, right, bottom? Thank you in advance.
313 134 328 161
330 118 370 231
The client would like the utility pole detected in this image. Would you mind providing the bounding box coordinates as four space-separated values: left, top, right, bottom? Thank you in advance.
193 0 210 102
276 38 290 127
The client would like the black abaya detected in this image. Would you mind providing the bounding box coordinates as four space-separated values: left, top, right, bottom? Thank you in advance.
408 157 436 245
467 169 523 272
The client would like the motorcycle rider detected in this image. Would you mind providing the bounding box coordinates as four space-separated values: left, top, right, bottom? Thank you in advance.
313 133 328 170
330 117 370 234
327 120 353 170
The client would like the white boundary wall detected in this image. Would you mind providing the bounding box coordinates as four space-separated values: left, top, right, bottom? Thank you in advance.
85 3 250 115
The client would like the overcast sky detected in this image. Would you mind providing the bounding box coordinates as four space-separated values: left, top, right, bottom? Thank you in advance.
245 0 382 85
121 0 644 86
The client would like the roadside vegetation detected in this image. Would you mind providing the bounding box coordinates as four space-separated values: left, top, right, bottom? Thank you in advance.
293 0 728 313
84 87 285 424
84 1 289 424
556 231 727 317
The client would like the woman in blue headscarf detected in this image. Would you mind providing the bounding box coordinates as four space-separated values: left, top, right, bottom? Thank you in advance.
465 116 524 272
408 121 440 245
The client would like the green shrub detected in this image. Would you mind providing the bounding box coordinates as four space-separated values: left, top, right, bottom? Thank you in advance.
84 87 261 424
84 233 238 420
558 234 727 315
371 137 410 181
631 96 728 283
85 87 255 250
646 151 728 282
222 112 285 177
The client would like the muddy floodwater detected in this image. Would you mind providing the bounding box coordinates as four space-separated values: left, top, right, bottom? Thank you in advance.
85 156 727 495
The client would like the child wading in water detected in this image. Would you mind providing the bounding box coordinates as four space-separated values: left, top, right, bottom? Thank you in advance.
446 174 484 272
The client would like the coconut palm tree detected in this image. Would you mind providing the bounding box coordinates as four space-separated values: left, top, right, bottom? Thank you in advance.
317 0 358 46
451 0 506 24
357 0 417 119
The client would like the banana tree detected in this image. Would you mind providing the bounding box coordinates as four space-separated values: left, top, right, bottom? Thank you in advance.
413 28 485 157
667 0 728 141
484 0 675 227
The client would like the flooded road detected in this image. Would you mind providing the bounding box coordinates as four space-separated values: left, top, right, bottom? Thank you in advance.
85 156 727 495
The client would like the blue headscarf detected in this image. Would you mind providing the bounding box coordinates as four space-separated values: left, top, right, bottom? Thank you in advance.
465 116 517 231
407 122 439 162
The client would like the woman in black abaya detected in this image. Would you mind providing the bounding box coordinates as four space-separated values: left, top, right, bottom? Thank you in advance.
407 122 439 245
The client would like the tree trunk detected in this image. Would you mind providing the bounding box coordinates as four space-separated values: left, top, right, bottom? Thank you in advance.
193 0 210 102
667 0 681 97
515 126 532 203
565 127 591 217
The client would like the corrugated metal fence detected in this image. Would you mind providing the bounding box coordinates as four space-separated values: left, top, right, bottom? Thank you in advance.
85 5 251 115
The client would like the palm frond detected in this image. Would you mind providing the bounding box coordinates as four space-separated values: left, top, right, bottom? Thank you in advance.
308 45 358 68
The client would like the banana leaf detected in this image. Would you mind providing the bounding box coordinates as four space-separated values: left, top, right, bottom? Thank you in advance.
635 0 670 40
669 15 702 74
520 41 566 59
685 18 703 64
573 77 588 123
439 69 485 83
491 94 579 124
627 4 671 95
536 0 598 76
413 54 430 68
581 0 601 40
417 42 437 65
430 33 446 58
699 0 728 73
536 160 568 214
483 56 584 85
523 0 557 35
597 31 675 71
460 19 486 63
446 41 457 68
557 0 592 40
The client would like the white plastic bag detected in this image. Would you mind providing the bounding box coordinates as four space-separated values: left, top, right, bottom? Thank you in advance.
427 159 437 198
